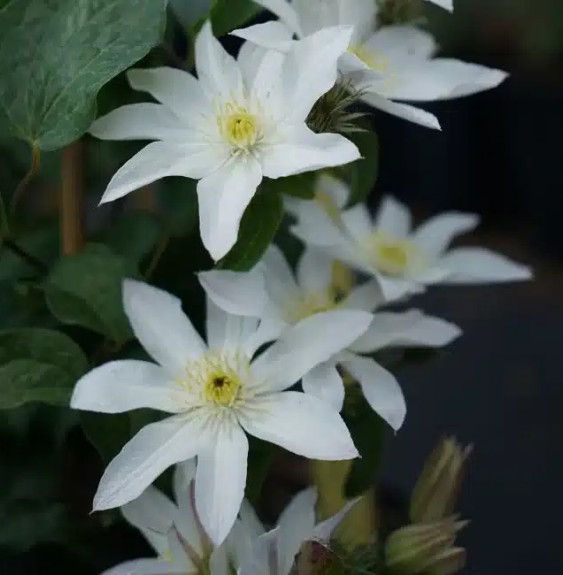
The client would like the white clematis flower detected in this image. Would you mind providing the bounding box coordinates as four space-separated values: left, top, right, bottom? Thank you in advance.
201 245 462 431
103 460 252 575
71 279 369 546
289 175 533 302
89 22 360 260
238 487 360 575
234 0 506 129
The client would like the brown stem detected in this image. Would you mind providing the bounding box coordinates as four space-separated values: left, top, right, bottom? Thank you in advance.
60 141 84 255
10 145 41 218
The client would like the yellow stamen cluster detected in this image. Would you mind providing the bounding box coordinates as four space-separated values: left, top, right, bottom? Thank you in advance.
217 102 259 151
369 232 419 277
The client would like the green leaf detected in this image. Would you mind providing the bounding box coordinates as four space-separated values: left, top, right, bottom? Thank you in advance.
80 411 131 463
245 437 275 505
103 210 161 265
44 243 138 343
0 328 88 408
219 185 284 271
264 172 317 200
345 130 380 205
158 178 199 238
0 0 168 150
344 391 385 498
210 0 261 37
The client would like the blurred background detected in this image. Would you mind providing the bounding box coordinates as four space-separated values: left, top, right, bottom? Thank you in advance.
1 0 562 573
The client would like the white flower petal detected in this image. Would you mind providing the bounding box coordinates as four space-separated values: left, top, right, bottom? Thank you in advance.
250 309 373 392
93 414 208 511
195 22 244 101
359 91 441 130
99 141 227 204
312 497 361 541
350 310 462 353
302 361 345 411
375 274 424 303
427 0 453 10
205 298 259 353
383 59 508 102
209 547 229 575
296 249 334 293
239 391 358 460
439 247 533 284
89 104 190 142
316 174 350 209
344 280 385 312
363 26 437 67
197 155 263 261
412 212 480 256
374 195 412 238
127 67 212 126
262 125 360 179
341 204 374 243
253 0 303 36
340 354 406 431
123 280 206 379
280 26 353 123
232 21 295 52
238 528 279 575
71 360 182 414
102 559 183 575
199 267 267 317
262 244 300 308
121 486 175 556
239 500 266 539
277 487 316 575
195 420 249 545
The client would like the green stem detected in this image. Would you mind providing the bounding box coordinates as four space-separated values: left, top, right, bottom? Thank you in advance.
144 229 172 279
3 238 48 273
10 145 41 218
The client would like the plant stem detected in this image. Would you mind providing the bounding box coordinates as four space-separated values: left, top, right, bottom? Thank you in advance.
10 145 41 218
3 238 48 273
60 141 84 255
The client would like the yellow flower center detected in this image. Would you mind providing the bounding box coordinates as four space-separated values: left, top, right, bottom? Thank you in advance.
183 351 248 407
369 232 419 277
217 103 259 151
348 44 389 72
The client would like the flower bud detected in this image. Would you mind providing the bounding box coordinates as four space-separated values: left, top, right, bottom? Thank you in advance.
385 518 468 575
410 437 472 523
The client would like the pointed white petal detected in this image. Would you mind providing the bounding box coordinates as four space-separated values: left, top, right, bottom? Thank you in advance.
340 354 406 431
121 486 175 556
296 249 333 293
239 391 358 460
99 141 227 204
123 280 206 379
374 195 412 238
238 528 279 575
71 360 183 414
93 414 208 511
195 21 244 101
359 91 441 130
239 500 266 539
261 244 300 309
280 26 354 122
375 274 425 303
250 310 373 392
316 174 350 209
302 361 345 411
101 559 183 575
127 67 212 126
341 204 373 242
312 497 361 541
205 298 259 353
277 487 316 575
427 0 453 10
350 310 462 353
363 26 437 66
232 21 294 52
383 59 508 102
199 267 267 317
439 247 533 284
412 212 480 256
252 0 303 35
262 125 360 179
344 280 385 312
195 420 249 545
197 155 263 261
89 104 190 142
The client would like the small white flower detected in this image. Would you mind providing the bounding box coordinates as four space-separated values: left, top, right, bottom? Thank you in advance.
289 175 533 302
89 22 360 260
102 460 251 575
201 245 462 431
238 487 360 575
71 279 370 545
234 0 506 129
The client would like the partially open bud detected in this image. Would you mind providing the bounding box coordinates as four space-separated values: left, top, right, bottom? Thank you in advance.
410 438 472 523
385 517 468 575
